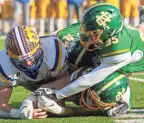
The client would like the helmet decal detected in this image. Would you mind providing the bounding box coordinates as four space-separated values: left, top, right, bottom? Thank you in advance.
96 11 112 29
96 74 125 96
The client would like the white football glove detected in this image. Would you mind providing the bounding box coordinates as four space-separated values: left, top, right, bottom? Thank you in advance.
38 96 63 115
19 95 37 119
33 88 57 100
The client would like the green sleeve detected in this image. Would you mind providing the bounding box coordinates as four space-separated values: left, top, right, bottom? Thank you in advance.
102 26 144 58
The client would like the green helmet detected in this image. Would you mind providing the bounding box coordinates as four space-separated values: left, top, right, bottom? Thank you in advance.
56 23 101 68
80 3 123 51
72 67 128 111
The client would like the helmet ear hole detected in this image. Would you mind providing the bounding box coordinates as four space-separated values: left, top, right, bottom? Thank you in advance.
107 10 112 14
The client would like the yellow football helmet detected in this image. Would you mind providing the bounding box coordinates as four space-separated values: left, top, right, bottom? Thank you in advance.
5 25 43 78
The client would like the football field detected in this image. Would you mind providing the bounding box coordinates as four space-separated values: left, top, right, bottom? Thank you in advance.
0 37 144 123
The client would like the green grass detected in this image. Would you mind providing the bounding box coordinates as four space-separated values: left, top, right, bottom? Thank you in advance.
0 117 114 123
0 39 5 50
0 38 144 123
130 81 144 108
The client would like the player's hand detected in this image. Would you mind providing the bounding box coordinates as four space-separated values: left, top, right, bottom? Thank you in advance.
33 108 48 119
38 96 63 115
19 95 38 119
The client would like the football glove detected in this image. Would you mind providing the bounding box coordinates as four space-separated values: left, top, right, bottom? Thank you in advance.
32 88 57 101
19 95 37 119
38 96 64 115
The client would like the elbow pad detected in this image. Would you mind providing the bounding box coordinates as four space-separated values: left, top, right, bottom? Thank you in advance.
132 50 143 63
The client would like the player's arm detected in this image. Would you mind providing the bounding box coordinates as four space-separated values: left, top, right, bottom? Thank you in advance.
40 71 70 89
54 38 143 100
0 85 20 118
40 36 70 89
54 59 131 100
0 85 46 119
36 95 97 117
37 90 130 117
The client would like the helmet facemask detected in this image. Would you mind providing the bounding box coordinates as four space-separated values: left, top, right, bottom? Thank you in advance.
71 67 128 112
79 72 128 111
10 48 44 78
80 88 116 111
80 25 104 51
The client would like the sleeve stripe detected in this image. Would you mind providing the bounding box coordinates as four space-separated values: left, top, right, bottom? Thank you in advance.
0 65 14 83
50 39 62 71
74 67 83 80
57 30 62 38
102 49 130 57
56 40 62 71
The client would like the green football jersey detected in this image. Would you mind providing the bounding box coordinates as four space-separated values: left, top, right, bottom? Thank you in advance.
102 25 144 73
57 22 80 43
56 23 101 69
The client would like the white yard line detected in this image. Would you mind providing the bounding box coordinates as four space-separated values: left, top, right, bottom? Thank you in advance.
130 109 144 113
115 119 144 123
115 113 144 118
129 77 144 83
114 109 144 123
131 72 144 76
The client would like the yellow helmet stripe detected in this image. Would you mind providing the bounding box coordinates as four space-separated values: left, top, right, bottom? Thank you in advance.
96 74 125 95
74 67 83 80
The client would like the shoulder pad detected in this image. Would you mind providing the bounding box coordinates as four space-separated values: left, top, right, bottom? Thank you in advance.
40 36 68 71
0 50 16 86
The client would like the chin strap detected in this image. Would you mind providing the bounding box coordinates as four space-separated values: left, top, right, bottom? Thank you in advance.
79 88 116 111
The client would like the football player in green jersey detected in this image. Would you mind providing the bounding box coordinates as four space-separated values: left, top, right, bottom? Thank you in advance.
37 3 144 115
51 3 144 99
51 22 101 71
